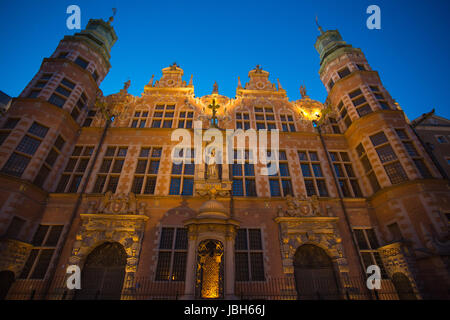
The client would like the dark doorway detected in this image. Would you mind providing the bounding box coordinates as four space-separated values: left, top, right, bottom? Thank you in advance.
0 270 15 300
294 244 340 300
392 272 417 300
74 242 127 300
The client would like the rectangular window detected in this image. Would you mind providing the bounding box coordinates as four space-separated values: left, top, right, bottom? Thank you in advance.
353 228 387 278
356 143 380 194
235 229 265 281
56 145 94 193
155 227 187 281
396 128 433 179
74 56 89 69
330 151 362 197
83 110 97 127
338 67 351 79
231 150 257 197
19 225 64 279
280 114 296 132
178 110 194 129
130 110 150 128
2 122 48 177
299 151 328 197
152 104 175 128
269 151 292 197
169 148 195 195
254 107 275 131
92 146 127 193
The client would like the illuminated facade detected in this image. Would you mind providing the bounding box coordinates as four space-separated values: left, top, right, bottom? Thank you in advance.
0 16 449 300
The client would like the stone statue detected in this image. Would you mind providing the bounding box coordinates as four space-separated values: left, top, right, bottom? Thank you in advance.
123 80 131 92
207 149 219 180
300 85 307 98
98 191 113 213
212 81 219 94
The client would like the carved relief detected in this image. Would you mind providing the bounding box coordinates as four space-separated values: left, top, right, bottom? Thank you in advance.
0 239 33 277
277 195 324 217
87 192 147 215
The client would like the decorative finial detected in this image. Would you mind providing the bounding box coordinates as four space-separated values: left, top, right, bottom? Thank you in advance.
277 79 283 90
123 80 131 92
300 85 308 98
148 75 154 87
188 74 193 86
255 64 262 72
108 8 117 25
237 76 242 89
170 62 179 70
315 16 324 35
212 81 219 94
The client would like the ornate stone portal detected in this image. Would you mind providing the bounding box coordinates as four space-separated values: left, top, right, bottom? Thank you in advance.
68 192 148 297
182 200 239 300
275 196 350 287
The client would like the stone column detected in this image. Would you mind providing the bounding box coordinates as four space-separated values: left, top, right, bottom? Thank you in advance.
224 232 237 299
181 234 197 299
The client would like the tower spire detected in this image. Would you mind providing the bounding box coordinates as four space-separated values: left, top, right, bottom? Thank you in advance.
315 16 324 35
108 8 117 25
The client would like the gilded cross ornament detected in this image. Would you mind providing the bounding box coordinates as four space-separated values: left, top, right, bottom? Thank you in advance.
208 99 220 127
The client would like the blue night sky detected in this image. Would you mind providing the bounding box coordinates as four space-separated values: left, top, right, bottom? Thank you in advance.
0 0 449 120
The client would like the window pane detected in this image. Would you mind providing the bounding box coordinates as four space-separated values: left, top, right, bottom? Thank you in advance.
2 153 30 177
135 160 147 174
174 228 188 250
169 177 181 195
305 180 316 196
365 229 380 249
172 252 187 281
143 177 157 194
370 132 388 146
354 229 369 250
155 252 171 281
44 226 63 246
235 253 249 281
16 135 41 155
159 228 174 249
269 179 281 197
30 249 54 279
131 176 144 194
181 178 194 195
248 229 262 250
232 179 244 196
245 179 257 197
235 229 248 250
384 162 408 185
250 253 265 281
315 180 328 197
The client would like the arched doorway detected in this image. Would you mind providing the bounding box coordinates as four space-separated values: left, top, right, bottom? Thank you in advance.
391 272 417 300
294 244 340 300
0 270 15 300
74 242 127 300
195 240 224 299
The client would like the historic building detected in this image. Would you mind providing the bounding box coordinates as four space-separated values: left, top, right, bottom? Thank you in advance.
0 15 449 300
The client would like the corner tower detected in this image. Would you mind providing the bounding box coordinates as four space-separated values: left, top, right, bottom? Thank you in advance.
315 26 450 295
0 16 117 244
